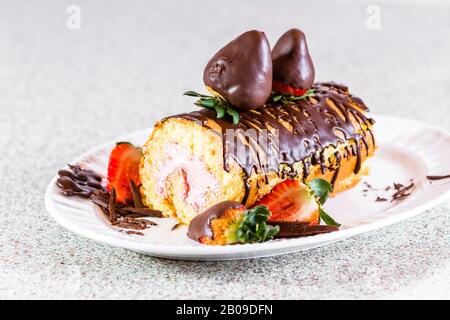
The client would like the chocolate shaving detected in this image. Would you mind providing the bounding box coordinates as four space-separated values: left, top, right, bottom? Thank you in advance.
391 182 415 202
57 165 105 198
91 196 109 210
119 213 157 219
362 181 378 192
142 219 158 226
121 207 164 218
363 182 373 189
90 190 162 218
109 188 117 224
120 230 144 236
57 164 163 233
171 223 182 231
375 196 388 202
427 175 450 181
393 183 404 190
116 220 147 230
130 180 145 208
268 221 339 238
89 189 161 233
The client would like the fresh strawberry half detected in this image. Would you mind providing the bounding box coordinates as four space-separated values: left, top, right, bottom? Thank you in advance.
272 80 308 96
254 179 319 225
107 142 143 204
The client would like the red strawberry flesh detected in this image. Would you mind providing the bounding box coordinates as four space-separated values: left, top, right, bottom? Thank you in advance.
272 80 308 97
254 179 319 225
107 142 143 204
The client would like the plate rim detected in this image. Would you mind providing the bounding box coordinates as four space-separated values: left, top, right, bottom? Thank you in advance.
45 114 450 259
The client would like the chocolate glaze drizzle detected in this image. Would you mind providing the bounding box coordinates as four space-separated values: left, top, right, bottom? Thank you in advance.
167 82 375 203
187 200 244 241
57 165 105 198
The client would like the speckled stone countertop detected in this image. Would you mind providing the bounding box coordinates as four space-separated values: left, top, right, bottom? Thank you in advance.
0 0 449 299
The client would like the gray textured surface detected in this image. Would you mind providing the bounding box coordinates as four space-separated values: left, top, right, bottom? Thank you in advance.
1 0 449 299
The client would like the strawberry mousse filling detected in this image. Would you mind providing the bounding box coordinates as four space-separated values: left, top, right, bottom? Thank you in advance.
157 144 218 212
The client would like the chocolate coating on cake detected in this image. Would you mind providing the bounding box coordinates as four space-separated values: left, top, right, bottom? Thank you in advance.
203 30 272 110
187 201 244 241
272 28 315 90
168 82 375 204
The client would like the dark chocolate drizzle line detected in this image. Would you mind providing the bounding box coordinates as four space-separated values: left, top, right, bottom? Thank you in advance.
330 151 342 189
168 83 374 203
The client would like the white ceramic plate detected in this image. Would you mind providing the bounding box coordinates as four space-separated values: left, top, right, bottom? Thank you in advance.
45 115 450 260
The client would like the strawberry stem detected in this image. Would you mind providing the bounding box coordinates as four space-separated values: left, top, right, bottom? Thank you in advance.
184 91 240 125
308 178 341 227
270 89 315 105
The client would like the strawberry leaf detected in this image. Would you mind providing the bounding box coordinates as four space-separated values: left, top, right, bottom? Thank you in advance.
225 107 240 125
183 91 211 98
272 95 283 102
309 178 333 205
271 89 315 104
309 178 341 227
319 208 341 227
185 91 241 124
194 101 212 109
235 205 279 244
196 98 217 108
214 105 225 118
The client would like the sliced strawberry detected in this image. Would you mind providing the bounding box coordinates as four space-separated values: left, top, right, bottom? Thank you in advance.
272 80 308 97
107 142 143 204
254 179 319 225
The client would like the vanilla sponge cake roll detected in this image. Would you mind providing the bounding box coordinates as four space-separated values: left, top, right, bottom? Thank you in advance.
140 83 375 224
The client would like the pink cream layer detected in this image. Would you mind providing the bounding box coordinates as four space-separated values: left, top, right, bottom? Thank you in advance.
157 144 218 212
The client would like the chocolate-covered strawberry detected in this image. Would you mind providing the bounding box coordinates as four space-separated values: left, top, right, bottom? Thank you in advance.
203 30 273 110
187 201 279 245
272 28 315 96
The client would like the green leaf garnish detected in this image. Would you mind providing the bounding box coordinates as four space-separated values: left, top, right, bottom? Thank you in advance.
309 178 333 205
202 98 218 108
214 105 225 118
184 91 240 124
183 91 211 98
319 208 341 227
272 95 283 102
308 178 341 227
231 205 279 244
270 89 315 105
225 107 240 125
